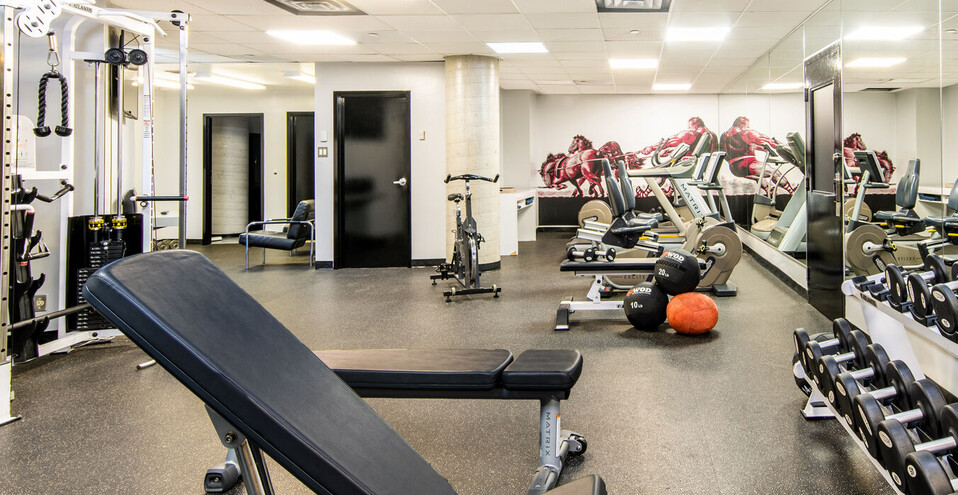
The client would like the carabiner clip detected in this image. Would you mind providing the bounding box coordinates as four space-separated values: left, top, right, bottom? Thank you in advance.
45 31 60 70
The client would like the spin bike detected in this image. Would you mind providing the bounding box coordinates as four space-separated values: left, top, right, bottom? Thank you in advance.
431 173 502 302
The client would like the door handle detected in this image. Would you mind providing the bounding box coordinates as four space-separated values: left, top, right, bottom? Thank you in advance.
393 177 407 187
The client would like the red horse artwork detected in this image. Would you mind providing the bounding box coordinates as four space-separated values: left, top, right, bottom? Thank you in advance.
538 135 605 197
843 133 894 184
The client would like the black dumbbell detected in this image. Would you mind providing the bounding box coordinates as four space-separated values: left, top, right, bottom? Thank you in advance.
817 342 888 411
794 318 857 377
566 245 615 262
931 279 958 342
834 359 915 433
889 255 949 313
855 379 947 464
880 403 958 493
903 450 958 495
809 328 870 388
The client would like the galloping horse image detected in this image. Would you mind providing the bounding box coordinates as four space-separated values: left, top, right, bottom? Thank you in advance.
538 135 605 197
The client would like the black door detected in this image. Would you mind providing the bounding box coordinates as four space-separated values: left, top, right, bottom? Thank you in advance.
334 92 411 268
805 42 844 319
202 114 264 245
287 112 315 216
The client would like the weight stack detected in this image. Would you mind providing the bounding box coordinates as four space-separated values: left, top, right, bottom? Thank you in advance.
66 214 143 330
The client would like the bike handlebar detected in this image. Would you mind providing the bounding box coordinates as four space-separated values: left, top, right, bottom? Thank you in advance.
444 173 499 184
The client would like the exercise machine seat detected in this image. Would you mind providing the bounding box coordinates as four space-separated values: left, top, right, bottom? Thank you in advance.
617 160 663 222
874 159 920 222
315 349 513 390
82 251 458 494
501 350 582 390
239 199 314 251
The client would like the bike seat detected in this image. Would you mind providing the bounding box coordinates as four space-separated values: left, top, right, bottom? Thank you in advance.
447 193 463 202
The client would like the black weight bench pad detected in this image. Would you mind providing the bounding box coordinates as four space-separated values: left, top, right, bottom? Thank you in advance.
317 349 582 392
560 258 707 272
82 251 458 495
316 349 513 390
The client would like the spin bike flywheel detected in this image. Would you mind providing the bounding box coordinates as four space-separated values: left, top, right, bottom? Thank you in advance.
845 223 896 276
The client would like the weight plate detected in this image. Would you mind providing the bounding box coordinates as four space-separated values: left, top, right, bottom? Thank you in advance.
886 360 916 411
910 380 947 439
104 47 126 65
865 344 890 389
939 404 958 448
932 285 958 336
577 200 612 228
885 265 908 305
847 224 896 276
907 273 933 317
127 49 148 66
849 330 870 370
926 254 949 284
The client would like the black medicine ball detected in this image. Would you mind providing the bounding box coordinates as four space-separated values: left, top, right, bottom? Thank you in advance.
623 282 668 330
654 249 701 295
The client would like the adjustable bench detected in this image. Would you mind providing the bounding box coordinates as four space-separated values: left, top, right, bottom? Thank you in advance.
556 258 707 331
82 251 607 495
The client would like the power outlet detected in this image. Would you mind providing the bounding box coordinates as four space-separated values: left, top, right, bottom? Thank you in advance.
33 294 47 312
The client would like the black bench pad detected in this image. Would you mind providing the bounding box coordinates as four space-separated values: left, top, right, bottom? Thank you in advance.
316 349 513 390
560 258 707 272
545 475 607 495
502 350 582 391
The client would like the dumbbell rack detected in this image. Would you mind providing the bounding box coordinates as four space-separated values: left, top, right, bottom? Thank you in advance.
843 274 958 393
798 370 905 494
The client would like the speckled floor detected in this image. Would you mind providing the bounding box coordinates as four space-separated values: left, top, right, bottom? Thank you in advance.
0 232 891 494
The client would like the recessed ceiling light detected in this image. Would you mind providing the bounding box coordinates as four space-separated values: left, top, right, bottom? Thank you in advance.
629 29 640 35
947 28 957 34
846 57 907 68
265 30 356 45
609 58 658 69
368 32 379 37
845 25 924 41
284 71 316 84
666 26 730 42
653 82 691 91
195 72 266 90
487 42 548 54
761 82 803 90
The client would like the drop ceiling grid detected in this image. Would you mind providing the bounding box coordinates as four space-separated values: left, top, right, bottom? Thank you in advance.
117 0 836 94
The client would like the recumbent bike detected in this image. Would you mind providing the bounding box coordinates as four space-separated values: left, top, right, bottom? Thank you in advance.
432 173 502 301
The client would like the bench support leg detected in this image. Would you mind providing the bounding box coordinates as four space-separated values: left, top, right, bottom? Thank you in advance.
206 405 275 495
529 398 583 495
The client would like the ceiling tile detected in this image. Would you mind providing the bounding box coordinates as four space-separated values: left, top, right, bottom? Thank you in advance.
671 0 750 12
431 0 518 14
544 41 607 53
471 29 541 43
748 0 829 11
107 0 215 14
186 15 259 32
451 14 533 31
370 43 436 55
425 42 496 55
537 29 604 42
554 51 609 60
500 79 539 90
668 11 738 27
513 0 596 13
392 54 445 62
380 15 461 31
526 13 600 29
226 14 392 31
604 40 662 57
577 85 616 93
405 31 479 43
189 43 264 56
349 0 445 15
186 0 290 15
601 27 666 41
735 11 813 28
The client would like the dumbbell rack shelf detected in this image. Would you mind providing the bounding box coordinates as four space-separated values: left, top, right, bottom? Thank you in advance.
799 371 905 495
843 276 958 393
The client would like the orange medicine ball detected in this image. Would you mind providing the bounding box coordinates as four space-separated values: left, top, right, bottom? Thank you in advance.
666 292 718 335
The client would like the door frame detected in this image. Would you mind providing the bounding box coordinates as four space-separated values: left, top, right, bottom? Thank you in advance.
332 91 412 268
804 41 844 319
202 113 265 245
286 111 315 217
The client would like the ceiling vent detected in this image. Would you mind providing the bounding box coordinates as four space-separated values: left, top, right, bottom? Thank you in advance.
264 0 366 15
595 0 672 13
860 87 899 92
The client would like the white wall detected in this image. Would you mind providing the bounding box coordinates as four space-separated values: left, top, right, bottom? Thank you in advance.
153 86 314 239
313 62 446 263
500 89 535 189
943 83 958 184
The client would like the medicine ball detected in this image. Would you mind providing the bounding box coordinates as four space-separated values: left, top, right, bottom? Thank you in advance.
667 292 718 335
654 249 700 295
623 282 668 330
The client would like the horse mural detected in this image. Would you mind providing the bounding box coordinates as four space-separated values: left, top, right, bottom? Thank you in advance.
538 135 605 197
843 133 894 184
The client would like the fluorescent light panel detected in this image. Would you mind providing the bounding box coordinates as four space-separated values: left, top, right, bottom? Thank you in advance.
195 73 266 90
845 25 924 41
666 26 730 42
845 57 907 68
266 30 355 45
762 82 803 90
609 58 657 69
487 42 547 54
653 83 691 91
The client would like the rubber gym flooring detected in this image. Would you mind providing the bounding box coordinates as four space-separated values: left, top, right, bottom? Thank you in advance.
0 231 891 494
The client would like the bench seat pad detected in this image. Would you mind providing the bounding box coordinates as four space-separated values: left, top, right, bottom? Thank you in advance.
502 350 582 391
316 349 513 390
560 259 657 272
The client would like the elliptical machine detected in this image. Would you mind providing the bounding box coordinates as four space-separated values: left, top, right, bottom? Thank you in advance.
431 174 502 302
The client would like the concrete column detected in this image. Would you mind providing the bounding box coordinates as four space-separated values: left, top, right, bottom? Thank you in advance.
445 55 501 266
